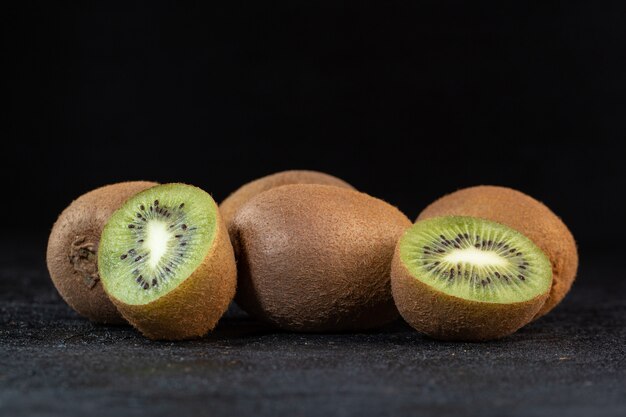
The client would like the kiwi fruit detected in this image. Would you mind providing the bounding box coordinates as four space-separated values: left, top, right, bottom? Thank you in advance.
230 184 411 332
97 183 236 340
220 170 354 231
391 216 553 341
418 185 578 318
46 181 158 324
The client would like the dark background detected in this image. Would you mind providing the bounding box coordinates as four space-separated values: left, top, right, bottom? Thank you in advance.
3 2 626 253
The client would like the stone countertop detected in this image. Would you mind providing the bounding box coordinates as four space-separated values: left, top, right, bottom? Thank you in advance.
1 237 624 417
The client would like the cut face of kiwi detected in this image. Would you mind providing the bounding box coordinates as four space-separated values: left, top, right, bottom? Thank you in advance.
417 185 578 319
404 216 552 303
392 216 552 341
100 185 214 305
98 183 236 340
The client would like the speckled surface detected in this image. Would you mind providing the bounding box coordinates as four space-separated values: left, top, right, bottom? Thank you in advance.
1 237 624 417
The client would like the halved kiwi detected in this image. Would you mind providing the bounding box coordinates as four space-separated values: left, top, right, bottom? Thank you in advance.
98 183 236 340
391 216 552 341
46 181 158 324
418 185 578 319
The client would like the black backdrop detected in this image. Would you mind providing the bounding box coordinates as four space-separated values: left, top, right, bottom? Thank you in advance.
3 1 625 256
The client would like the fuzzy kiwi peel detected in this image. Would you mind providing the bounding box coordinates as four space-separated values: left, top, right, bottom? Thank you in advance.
230 184 411 332
220 170 354 233
418 185 578 319
392 216 553 341
46 181 158 324
98 183 236 340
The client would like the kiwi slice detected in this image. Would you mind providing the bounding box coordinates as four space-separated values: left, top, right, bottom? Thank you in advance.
418 185 578 319
46 181 158 324
98 183 236 340
391 216 552 341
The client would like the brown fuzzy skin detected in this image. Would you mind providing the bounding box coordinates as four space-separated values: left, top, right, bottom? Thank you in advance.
391 248 549 341
220 170 354 234
230 184 411 332
104 201 237 340
417 185 578 319
46 181 158 324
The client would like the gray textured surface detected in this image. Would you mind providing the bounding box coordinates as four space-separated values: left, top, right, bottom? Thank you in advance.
1 237 625 417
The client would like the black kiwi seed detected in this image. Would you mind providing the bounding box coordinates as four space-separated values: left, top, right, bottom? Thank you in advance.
128 224 135 229
152 279 157 286
154 200 159 206
143 283 149 290
179 203 184 209
181 224 187 230
135 256 142 262
140 204 145 211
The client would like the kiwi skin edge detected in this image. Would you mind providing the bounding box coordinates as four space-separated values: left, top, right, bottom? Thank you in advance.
219 169 354 233
391 244 550 341
418 185 578 320
46 181 158 325
100 190 237 341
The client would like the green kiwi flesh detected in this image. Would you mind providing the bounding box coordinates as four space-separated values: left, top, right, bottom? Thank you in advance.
99 184 216 304
392 216 552 341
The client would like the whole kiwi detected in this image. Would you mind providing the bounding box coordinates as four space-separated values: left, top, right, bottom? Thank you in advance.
46 181 158 324
418 185 578 319
230 184 411 332
220 170 354 232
